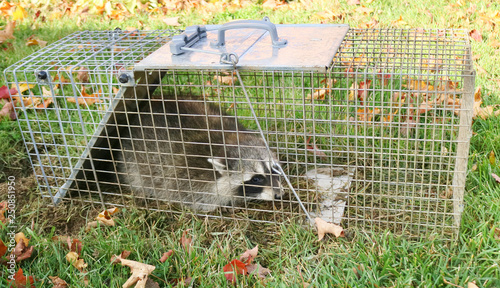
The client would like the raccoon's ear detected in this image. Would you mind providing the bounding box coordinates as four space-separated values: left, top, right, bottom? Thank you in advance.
208 158 227 174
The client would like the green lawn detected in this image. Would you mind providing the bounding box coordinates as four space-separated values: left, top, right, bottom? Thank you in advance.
1 0 500 287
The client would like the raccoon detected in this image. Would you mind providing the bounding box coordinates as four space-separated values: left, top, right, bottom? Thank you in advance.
116 95 283 212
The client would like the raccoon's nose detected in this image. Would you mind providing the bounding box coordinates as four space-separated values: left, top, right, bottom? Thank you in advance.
274 193 282 200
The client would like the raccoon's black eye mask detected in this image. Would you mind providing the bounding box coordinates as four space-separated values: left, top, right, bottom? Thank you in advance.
250 175 265 185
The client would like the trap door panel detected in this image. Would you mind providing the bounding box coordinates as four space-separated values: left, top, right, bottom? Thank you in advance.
135 23 349 72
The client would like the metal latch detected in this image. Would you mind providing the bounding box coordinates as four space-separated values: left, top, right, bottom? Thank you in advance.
170 25 208 55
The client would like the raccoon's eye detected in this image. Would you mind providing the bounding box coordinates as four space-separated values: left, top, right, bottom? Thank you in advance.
250 175 265 185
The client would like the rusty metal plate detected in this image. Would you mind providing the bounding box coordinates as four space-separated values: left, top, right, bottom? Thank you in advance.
135 24 349 72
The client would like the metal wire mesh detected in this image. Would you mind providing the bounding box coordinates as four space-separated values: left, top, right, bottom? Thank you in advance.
4 28 474 239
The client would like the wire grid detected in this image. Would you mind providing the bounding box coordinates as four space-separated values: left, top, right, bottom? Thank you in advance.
4 28 474 239
3 29 177 199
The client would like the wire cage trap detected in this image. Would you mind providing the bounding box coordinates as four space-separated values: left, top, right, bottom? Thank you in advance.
4 19 475 239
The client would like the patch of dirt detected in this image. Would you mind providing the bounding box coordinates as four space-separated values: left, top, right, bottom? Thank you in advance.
0 175 100 236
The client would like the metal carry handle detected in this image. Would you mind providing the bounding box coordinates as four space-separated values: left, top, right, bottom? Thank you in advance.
214 16 287 47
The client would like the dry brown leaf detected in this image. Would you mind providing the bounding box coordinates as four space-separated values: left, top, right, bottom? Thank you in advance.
86 207 119 230
159 250 173 263
180 229 193 253
306 89 327 100
468 282 479 288
77 67 90 83
0 202 7 224
490 39 500 49
163 16 181 27
492 173 500 183
239 245 258 264
246 263 271 279
469 29 482 42
120 250 132 259
66 251 87 271
12 237 34 262
0 101 16 120
111 254 156 288
315 217 344 241
418 101 433 114
26 38 47 47
355 6 374 15
262 0 282 10
49 276 68 288
391 15 407 26
68 86 102 106
215 74 236 85
15 232 29 246
67 237 83 255
0 21 15 43
494 227 500 240
473 86 500 119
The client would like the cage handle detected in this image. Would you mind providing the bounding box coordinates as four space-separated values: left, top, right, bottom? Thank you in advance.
214 16 287 48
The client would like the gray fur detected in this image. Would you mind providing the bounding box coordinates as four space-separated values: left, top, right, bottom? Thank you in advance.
116 96 282 212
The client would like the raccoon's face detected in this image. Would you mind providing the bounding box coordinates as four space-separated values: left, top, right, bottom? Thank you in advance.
208 154 283 203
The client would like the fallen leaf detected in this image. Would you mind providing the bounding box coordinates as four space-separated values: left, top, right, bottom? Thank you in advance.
418 101 433 114
180 229 192 253
12 238 34 262
315 217 344 241
13 83 35 94
0 239 7 257
12 5 27 21
223 259 248 283
49 276 68 288
159 250 173 263
0 85 17 99
306 136 328 159
8 268 36 288
0 101 16 120
169 277 192 287
355 6 374 15
15 232 29 246
86 207 118 230
473 87 500 119
215 74 236 85
494 227 500 240
262 0 280 10
66 251 87 271
306 88 328 100
68 86 102 106
246 263 271 279
26 37 47 47
77 67 90 83
490 39 500 48
391 15 407 26
0 21 15 44
163 16 181 26
357 80 372 105
120 250 132 259
67 237 83 255
492 173 500 183
111 254 156 288
469 29 482 42
468 282 479 288
489 151 495 166
239 245 258 264
400 119 417 136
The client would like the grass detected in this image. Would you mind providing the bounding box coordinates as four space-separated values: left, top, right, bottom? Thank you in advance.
1 0 500 287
